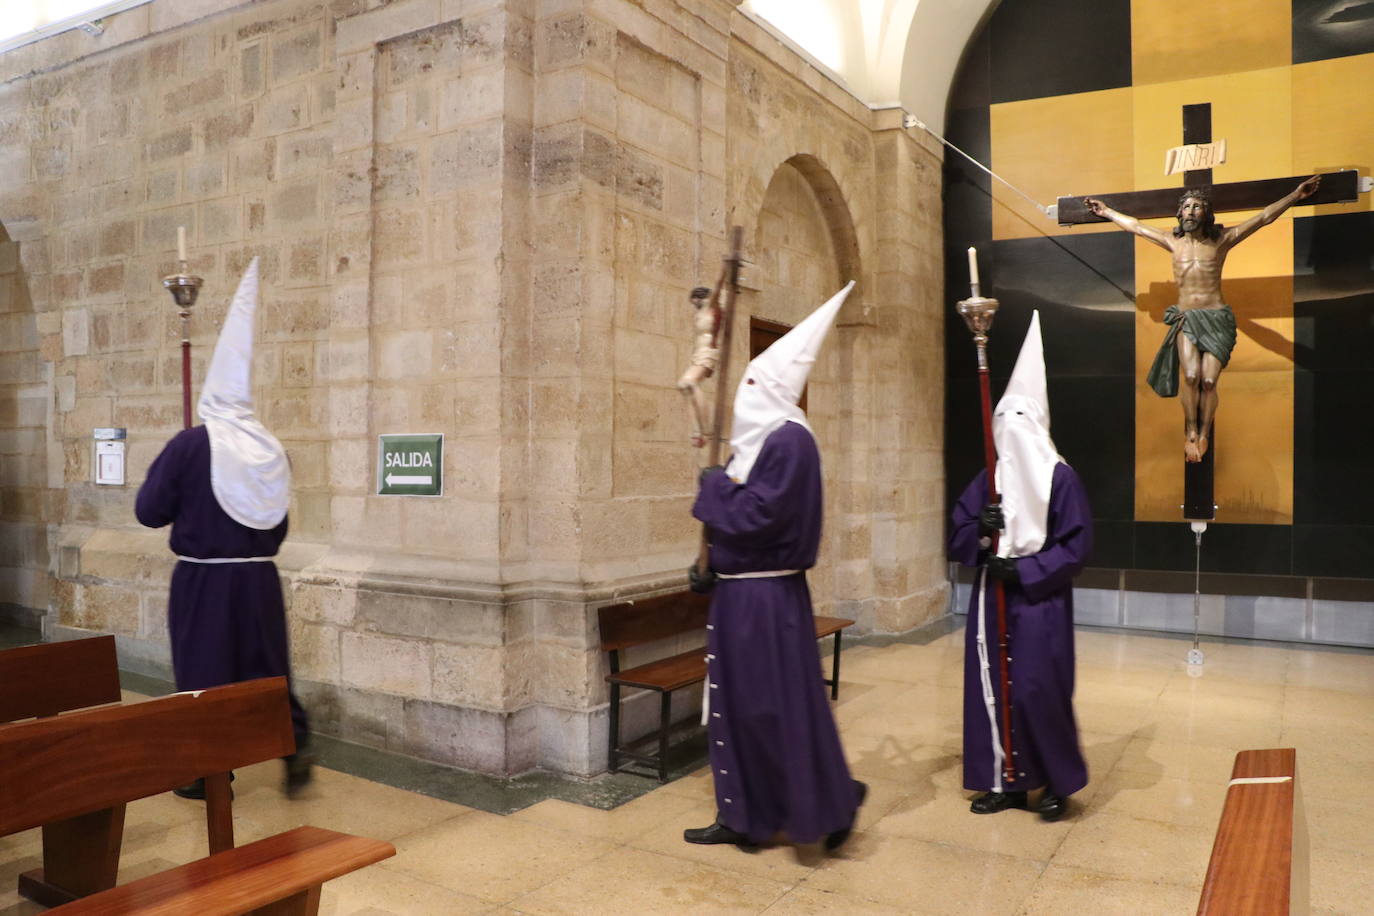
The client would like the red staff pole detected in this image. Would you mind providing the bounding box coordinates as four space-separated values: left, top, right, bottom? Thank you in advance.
957 250 1016 787
180 315 193 428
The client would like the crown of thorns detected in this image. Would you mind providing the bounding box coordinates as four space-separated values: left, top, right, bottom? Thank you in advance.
1177 188 1213 212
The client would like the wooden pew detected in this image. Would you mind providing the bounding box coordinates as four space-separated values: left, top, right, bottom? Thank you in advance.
599 589 854 781
0 635 121 723
1197 747 1308 916
0 677 394 913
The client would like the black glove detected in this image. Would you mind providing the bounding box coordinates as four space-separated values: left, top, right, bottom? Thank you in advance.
688 562 717 594
978 504 1005 537
699 464 725 484
986 555 1020 583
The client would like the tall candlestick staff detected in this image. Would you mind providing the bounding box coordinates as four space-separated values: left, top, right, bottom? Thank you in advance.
955 248 1016 787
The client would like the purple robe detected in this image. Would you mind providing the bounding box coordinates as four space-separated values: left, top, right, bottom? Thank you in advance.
135 425 308 745
692 420 859 844
949 462 1091 796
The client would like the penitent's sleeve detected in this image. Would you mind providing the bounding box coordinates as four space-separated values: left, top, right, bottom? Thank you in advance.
948 470 989 567
1015 464 1094 604
691 423 815 540
134 433 186 529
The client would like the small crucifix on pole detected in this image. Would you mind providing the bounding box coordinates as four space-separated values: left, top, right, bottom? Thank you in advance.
1056 105 1361 520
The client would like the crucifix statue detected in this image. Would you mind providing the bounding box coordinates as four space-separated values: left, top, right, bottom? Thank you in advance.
1083 175 1319 463
1055 95 1362 519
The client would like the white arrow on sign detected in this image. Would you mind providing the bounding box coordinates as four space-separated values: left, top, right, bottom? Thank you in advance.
385 473 433 486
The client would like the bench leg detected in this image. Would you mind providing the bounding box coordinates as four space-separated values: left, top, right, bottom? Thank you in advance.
206 771 235 854
830 633 842 700
248 885 322 916
608 683 622 773
18 803 126 906
657 691 672 783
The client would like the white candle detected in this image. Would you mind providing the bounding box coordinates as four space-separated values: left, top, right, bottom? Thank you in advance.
967 246 980 291
177 226 187 263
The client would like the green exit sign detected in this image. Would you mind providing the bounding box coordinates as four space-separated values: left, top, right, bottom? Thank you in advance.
377 434 443 496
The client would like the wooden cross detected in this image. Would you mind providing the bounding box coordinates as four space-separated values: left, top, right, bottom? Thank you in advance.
1055 104 1360 521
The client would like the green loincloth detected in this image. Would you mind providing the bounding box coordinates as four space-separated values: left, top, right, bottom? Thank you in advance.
1146 305 1237 398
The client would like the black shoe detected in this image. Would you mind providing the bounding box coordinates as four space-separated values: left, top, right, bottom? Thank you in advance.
683 821 754 848
824 780 868 852
1037 792 1068 822
173 773 235 801
969 790 1027 815
283 751 314 798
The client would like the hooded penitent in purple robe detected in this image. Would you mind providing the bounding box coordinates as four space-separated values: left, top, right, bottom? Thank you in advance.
692 419 861 844
135 258 306 746
135 425 308 744
950 461 1091 796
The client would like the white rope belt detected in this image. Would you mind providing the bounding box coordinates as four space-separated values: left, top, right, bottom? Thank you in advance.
716 569 800 579
176 555 275 564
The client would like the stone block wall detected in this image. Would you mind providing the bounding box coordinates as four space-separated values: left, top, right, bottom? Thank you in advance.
0 0 948 777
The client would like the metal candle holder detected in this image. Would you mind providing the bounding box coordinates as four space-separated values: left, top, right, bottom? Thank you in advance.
956 293 1000 369
162 261 202 429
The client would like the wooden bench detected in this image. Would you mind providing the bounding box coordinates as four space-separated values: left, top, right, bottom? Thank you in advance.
599 589 854 781
1197 747 1307 916
0 635 121 723
0 677 394 914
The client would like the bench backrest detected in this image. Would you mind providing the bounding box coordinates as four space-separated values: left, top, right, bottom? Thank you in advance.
0 677 294 838
1197 747 1302 916
0 636 121 724
597 590 711 653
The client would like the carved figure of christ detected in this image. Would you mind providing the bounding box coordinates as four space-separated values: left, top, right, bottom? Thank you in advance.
1083 175 1319 462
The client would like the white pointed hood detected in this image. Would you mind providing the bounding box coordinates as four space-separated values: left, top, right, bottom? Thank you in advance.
725 281 854 483
993 310 1062 557
198 258 290 529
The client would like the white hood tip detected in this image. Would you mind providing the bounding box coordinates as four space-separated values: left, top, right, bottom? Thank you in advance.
725 281 855 483
198 257 291 530
993 310 1061 558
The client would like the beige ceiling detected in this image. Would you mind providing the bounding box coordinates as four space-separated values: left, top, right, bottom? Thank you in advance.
741 0 999 130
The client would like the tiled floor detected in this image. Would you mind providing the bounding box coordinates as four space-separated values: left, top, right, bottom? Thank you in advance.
1 625 1370 914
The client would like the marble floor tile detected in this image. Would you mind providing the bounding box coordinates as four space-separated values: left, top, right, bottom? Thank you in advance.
1014 863 1201 915
655 764 718 802
507 791 703 844
1282 686 1374 734
1283 742 1366 804
1073 697 1158 736
1112 735 1244 785
1307 847 1374 915
840 684 965 741
1051 811 1214 887
840 728 962 787
232 762 474 842
841 644 965 688
318 866 493 915
1087 768 1226 830
1286 651 1374 694
1158 669 1286 704
384 810 615 904
870 778 1074 862
625 800 823 886
761 886 914 915
508 846 792 916
803 830 1044 915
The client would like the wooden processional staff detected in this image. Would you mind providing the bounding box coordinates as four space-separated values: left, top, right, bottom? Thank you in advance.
680 227 745 591
956 247 1016 787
